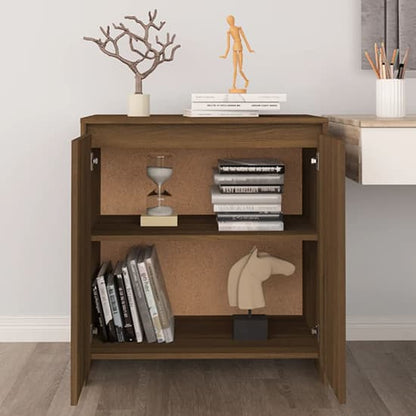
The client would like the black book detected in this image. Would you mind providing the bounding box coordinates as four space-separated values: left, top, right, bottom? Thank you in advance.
107 272 125 342
114 261 136 342
92 279 108 342
218 158 285 174
95 262 117 342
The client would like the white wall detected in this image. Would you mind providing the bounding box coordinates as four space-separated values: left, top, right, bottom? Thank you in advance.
1 0 415 340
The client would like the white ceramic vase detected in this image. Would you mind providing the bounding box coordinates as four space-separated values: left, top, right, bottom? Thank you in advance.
128 94 150 117
376 79 405 118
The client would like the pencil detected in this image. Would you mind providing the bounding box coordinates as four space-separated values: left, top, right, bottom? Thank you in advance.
374 43 379 71
381 41 386 62
397 63 404 79
390 48 398 78
365 51 380 78
378 51 383 78
402 47 410 78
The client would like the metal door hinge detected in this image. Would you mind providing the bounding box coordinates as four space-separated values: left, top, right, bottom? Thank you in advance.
311 324 320 339
91 325 98 341
90 152 99 171
311 152 319 171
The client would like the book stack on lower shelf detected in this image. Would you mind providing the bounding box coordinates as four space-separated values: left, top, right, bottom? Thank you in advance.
210 158 285 231
184 93 287 117
92 245 174 344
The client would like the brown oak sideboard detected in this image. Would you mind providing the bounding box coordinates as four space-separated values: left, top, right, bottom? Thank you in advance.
71 115 345 404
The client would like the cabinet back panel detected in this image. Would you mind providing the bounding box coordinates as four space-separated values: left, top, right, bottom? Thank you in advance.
101 240 302 316
101 148 302 215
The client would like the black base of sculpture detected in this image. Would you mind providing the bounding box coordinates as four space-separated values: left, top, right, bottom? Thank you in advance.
233 314 268 341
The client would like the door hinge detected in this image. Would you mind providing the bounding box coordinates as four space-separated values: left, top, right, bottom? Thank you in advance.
311 324 320 339
91 324 98 341
311 152 319 171
90 152 99 171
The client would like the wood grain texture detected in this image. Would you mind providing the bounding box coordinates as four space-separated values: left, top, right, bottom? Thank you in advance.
90 316 318 360
1 342 415 415
92 215 317 241
82 114 328 126
82 115 325 150
72 115 347 404
328 115 416 128
349 342 416 416
0 344 68 416
303 241 318 330
91 124 321 149
328 121 360 183
318 135 346 403
0 343 36 408
71 135 93 405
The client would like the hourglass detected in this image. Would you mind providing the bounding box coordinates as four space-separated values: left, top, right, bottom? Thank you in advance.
141 154 177 226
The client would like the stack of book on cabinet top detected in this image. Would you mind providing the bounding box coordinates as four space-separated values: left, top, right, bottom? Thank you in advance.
210 158 285 231
184 93 287 117
92 245 174 344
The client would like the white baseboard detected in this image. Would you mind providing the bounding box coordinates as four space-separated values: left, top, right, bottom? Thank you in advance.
0 316 70 342
347 316 416 341
0 315 415 342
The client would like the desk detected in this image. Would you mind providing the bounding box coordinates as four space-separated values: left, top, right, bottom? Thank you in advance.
328 115 416 185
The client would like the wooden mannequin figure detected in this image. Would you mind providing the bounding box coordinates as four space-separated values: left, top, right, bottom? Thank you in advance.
220 15 255 93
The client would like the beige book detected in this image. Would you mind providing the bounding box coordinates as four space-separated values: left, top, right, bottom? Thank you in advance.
140 215 178 227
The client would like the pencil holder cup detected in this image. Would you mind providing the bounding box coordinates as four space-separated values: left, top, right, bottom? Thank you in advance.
376 79 405 118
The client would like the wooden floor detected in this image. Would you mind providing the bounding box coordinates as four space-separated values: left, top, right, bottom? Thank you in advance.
0 342 415 416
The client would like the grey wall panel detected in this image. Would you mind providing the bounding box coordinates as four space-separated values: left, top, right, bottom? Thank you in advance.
386 0 399 57
361 0 385 69
399 0 416 69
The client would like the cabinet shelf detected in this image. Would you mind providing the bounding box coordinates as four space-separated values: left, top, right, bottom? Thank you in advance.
91 215 317 241
91 316 318 360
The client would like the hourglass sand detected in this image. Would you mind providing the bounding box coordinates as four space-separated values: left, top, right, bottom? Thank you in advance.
141 154 177 226
147 163 173 216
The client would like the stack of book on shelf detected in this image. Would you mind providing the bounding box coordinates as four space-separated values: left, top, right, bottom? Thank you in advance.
92 245 174 344
184 93 287 117
210 158 285 231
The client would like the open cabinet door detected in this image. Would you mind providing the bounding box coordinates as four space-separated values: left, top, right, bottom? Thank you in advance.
319 134 346 403
71 134 92 405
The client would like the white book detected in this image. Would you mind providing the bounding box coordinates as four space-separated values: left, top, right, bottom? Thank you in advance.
121 262 143 343
213 169 284 185
96 263 113 332
184 109 258 118
137 248 165 343
213 204 282 213
191 102 280 111
144 245 175 343
192 93 287 102
218 221 284 231
126 247 156 343
211 186 282 204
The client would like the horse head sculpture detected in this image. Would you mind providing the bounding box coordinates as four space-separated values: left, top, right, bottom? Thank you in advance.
228 247 296 310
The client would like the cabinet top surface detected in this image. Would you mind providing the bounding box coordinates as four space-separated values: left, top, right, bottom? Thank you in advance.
81 114 327 126
328 114 416 128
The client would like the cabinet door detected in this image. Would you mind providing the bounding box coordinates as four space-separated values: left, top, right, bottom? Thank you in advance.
319 134 346 403
71 134 92 405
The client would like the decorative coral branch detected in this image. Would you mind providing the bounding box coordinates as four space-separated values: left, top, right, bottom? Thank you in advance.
84 9 181 94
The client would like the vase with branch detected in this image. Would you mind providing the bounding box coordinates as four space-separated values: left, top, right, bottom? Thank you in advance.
84 9 181 116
